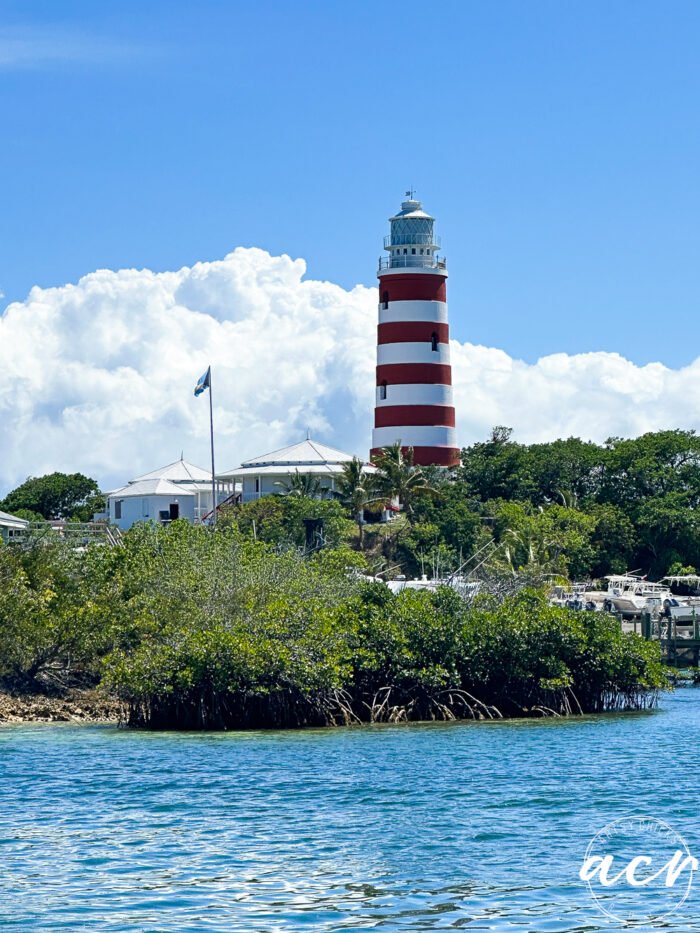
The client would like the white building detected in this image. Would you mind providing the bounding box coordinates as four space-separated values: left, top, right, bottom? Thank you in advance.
0 509 29 543
217 438 375 504
105 458 235 531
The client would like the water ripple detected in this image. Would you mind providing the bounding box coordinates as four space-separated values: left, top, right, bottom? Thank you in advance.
1 694 699 931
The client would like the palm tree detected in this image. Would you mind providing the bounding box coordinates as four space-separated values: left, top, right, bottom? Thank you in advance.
273 471 326 498
371 442 435 522
556 488 578 510
333 457 380 546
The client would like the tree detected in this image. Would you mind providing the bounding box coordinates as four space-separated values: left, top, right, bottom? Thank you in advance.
0 537 111 680
372 443 434 522
492 502 596 578
587 504 636 577
273 471 327 498
219 495 352 549
459 427 536 502
333 457 380 546
634 492 700 577
600 430 700 509
218 495 284 542
527 437 607 505
0 473 103 521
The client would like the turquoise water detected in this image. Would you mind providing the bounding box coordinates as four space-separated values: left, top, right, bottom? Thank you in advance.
2 692 700 932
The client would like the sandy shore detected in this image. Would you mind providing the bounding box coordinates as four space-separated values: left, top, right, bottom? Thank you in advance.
0 687 121 724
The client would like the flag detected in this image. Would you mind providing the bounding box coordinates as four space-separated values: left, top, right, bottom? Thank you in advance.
194 366 211 397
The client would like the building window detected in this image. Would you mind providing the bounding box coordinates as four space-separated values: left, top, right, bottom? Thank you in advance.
403 248 407 254
142 498 149 517
114 500 122 520
379 381 387 400
412 248 416 254
381 290 389 310
420 248 424 254
431 332 438 351
255 478 260 493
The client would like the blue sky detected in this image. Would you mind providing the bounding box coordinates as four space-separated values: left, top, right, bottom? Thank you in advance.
2 0 700 368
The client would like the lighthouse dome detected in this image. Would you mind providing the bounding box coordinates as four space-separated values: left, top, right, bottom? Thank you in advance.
383 195 442 267
389 199 434 221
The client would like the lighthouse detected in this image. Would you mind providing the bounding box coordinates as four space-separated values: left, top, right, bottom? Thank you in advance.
371 195 459 467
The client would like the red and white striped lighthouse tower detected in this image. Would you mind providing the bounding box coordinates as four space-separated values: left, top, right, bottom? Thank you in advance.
371 194 459 467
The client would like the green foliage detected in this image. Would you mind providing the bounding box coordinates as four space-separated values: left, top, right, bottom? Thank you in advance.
0 522 664 727
273 471 328 498
332 456 381 544
0 539 113 679
491 502 597 578
98 521 361 725
667 562 697 576
9 508 46 523
391 427 700 581
371 442 435 521
0 472 104 521
351 586 664 717
219 494 352 548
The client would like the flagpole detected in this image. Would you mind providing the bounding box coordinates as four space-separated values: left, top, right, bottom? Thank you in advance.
208 368 217 528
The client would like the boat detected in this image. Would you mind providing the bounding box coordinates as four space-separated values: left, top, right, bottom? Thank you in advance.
549 583 607 612
604 574 674 617
661 575 700 624
386 574 479 598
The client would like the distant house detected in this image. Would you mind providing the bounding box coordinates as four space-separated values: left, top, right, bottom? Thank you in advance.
217 437 376 504
0 509 29 543
105 458 235 531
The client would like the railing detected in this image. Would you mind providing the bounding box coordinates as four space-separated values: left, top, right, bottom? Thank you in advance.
378 256 447 271
199 491 240 523
384 233 440 249
10 521 124 547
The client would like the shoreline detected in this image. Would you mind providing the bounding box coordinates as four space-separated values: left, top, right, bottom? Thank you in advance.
0 687 120 725
0 689 666 728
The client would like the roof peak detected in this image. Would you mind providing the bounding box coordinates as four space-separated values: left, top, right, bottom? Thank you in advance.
236 436 363 468
130 458 212 484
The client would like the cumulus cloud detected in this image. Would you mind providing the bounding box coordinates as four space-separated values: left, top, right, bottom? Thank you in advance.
1 246 699 495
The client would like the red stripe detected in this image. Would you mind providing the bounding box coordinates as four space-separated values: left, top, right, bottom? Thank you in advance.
374 405 456 428
371 446 460 467
378 273 446 303
378 322 449 345
376 363 452 386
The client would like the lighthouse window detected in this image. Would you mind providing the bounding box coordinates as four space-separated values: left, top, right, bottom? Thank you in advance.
381 290 389 309
379 381 387 400
431 332 438 352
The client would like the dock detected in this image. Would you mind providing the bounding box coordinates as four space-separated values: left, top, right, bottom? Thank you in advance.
622 612 700 667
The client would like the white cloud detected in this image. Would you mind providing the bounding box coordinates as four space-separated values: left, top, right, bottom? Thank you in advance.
1 246 700 495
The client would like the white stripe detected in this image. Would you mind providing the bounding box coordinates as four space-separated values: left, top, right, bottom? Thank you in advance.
372 426 458 448
378 266 448 280
375 384 454 407
378 301 448 324
377 342 451 366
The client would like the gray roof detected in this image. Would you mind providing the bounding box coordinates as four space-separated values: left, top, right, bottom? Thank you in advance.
389 198 434 221
131 458 212 484
0 509 29 529
218 438 375 479
107 478 199 499
242 438 357 467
